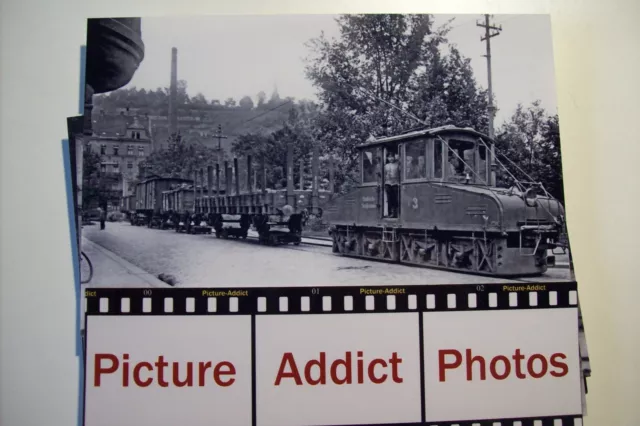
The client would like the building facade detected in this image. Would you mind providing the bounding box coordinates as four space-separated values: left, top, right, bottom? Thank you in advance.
86 114 152 198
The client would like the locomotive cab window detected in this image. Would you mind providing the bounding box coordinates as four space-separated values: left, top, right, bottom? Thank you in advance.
361 147 380 184
445 139 477 183
432 139 444 179
404 140 427 180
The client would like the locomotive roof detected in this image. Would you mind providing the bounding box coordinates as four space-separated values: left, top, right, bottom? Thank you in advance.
356 125 494 149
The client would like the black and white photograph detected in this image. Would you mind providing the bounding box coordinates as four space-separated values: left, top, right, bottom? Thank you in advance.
71 14 576 289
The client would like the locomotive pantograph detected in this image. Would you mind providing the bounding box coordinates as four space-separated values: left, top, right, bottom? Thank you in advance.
323 125 567 277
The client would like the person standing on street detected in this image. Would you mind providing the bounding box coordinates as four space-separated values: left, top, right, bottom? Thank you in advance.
99 207 106 230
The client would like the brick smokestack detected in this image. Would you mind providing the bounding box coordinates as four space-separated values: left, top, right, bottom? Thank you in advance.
169 47 178 138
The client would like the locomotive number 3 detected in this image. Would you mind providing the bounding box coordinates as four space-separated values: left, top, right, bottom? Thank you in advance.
411 197 419 209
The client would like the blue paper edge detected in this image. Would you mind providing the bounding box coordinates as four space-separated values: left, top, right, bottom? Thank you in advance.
62 137 84 426
72 44 86 426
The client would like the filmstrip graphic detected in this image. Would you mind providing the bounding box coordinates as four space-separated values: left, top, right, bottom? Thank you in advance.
84 282 579 315
83 283 583 426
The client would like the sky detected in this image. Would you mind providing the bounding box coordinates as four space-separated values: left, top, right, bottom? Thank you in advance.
122 14 559 127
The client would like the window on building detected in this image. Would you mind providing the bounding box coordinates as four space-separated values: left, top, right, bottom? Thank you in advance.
127 163 133 169
113 163 120 172
138 147 144 156
100 144 106 155
127 145 134 155
100 164 106 173
113 146 119 156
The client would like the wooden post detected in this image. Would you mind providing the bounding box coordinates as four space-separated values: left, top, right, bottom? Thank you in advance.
215 163 220 213
312 144 319 210
287 141 294 208
234 158 240 196
329 155 335 194
199 168 205 201
224 161 231 213
247 155 253 193
261 155 267 193
299 158 304 190
193 170 197 213
207 165 213 213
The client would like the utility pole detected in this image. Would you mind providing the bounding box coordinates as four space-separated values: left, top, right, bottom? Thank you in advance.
477 14 502 186
477 14 502 139
214 124 228 189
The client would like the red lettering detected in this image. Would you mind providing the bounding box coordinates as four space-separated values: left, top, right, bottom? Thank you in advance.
274 353 302 385
439 349 462 382
527 354 548 379
304 352 326 385
550 353 569 377
466 349 486 381
438 349 570 382
133 362 153 387
213 361 236 387
367 359 387 384
172 361 194 387
512 349 526 379
330 352 352 385
389 352 403 383
94 354 118 387
155 356 169 387
489 355 511 380
357 351 364 384
122 354 130 387
198 362 212 386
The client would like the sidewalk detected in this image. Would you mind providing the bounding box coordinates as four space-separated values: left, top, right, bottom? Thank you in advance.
81 238 171 288
80 238 171 333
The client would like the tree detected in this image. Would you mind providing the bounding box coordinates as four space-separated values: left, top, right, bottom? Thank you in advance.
139 134 226 181
268 88 281 106
257 91 267 108
239 95 254 109
494 101 564 201
176 80 190 104
231 102 320 188
224 97 237 107
82 147 121 212
191 92 208 105
304 14 489 192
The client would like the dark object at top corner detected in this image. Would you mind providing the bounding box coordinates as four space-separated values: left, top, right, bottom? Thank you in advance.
86 18 145 95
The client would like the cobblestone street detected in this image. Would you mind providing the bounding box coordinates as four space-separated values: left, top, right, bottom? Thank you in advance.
82 221 573 288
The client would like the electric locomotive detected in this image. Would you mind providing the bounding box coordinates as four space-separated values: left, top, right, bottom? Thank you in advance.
323 125 566 277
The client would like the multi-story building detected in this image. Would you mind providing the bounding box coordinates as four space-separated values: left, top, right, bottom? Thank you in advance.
87 113 152 198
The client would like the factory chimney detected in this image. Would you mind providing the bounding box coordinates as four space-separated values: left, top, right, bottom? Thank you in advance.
169 47 178 139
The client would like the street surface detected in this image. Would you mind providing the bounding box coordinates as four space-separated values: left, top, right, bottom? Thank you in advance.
83 222 573 288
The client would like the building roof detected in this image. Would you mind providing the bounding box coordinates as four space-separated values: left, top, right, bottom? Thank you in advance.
92 113 149 137
127 116 145 130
